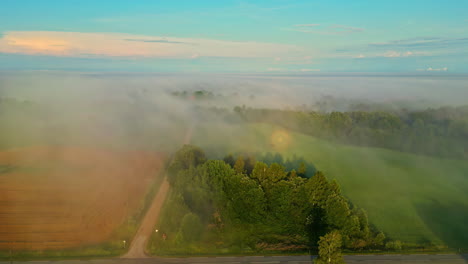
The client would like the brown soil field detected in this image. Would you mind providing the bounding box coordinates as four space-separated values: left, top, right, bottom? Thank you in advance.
0 146 166 251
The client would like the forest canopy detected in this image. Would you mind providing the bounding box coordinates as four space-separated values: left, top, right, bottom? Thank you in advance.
156 145 386 254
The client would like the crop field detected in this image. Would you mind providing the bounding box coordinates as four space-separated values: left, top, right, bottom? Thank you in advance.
0 146 165 250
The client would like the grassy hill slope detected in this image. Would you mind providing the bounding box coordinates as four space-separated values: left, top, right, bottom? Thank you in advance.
192 122 468 248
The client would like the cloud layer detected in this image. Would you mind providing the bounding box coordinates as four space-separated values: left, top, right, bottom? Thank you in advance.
0 31 300 58
417 67 448 72
340 36 468 59
369 37 468 49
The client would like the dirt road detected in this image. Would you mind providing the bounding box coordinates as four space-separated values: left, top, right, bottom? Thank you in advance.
122 122 195 258
120 177 170 258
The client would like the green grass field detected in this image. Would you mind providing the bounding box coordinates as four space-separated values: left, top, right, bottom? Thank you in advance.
191 122 468 249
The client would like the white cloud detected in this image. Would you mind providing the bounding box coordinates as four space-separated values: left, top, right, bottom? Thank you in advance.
384 51 402 57
300 68 320 72
383 50 415 58
267 67 285 71
417 67 448 72
427 67 448 71
0 31 301 59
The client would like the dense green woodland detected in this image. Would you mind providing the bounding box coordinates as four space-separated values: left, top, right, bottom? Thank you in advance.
227 105 468 160
155 145 387 255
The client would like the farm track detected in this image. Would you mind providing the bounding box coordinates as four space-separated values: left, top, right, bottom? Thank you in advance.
120 177 170 258
121 122 195 258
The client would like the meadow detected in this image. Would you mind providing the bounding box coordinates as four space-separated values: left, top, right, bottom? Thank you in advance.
190 122 468 249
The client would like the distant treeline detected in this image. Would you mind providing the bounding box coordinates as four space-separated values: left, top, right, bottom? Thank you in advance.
229 105 468 160
164 145 386 254
170 90 216 100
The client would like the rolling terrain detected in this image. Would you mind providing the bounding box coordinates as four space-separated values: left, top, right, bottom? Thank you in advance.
191 122 468 249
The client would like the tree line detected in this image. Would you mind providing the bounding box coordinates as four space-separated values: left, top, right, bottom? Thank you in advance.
230 105 468 160
165 145 388 260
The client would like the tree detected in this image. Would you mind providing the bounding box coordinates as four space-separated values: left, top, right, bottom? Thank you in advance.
329 180 341 195
181 174 212 216
251 162 287 199
289 169 298 179
179 213 203 243
198 160 235 208
200 160 234 195
223 174 266 223
183 160 234 217
328 112 352 138
243 155 256 175
268 163 287 183
268 180 295 229
305 171 332 208
315 230 344 264
324 195 351 230
223 154 235 167
373 232 386 248
167 145 206 184
298 162 307 177
234 155 245 174
353 208 370 240
251 162 269 183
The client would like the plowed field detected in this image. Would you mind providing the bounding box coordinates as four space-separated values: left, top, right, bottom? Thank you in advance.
0 146 165 250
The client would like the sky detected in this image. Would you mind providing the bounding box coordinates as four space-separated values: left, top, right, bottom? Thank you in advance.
0 0 467 73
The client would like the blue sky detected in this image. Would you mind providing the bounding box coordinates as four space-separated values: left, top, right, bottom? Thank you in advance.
0 0 467 72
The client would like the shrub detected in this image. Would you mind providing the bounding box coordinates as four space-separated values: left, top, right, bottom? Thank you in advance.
385 240 403 251
180 213 203 243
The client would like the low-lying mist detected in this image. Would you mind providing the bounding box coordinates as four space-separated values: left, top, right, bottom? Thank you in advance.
2 71 468 107
2 71 468 250
1 71 467 153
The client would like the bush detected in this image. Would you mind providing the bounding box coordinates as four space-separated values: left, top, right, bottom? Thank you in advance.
179 213 203 243
385 240 403 251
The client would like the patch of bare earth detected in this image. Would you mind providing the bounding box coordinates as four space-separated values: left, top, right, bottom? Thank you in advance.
0 146 166 251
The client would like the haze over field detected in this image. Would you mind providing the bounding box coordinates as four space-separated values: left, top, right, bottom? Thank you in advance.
1 0 468 262
1 71 468 252
2 72 468 107
1 71 467 151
